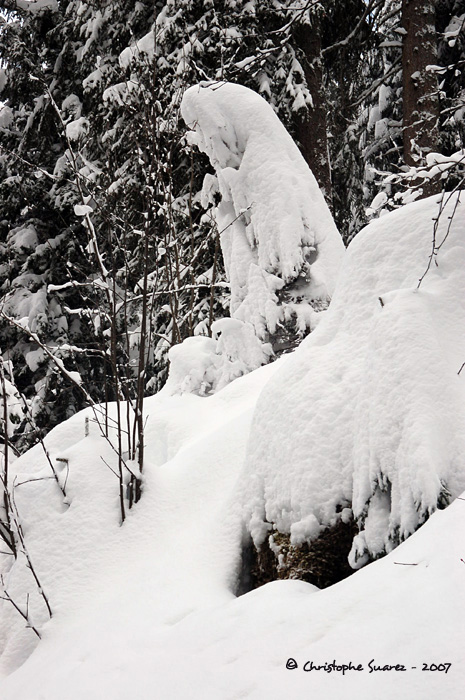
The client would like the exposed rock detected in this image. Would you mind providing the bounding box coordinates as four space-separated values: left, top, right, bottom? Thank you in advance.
238 517 358 594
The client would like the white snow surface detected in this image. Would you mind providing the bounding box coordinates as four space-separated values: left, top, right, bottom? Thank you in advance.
181 82 345 341
0 195 464 699
241 192 465 564
0 386 463 698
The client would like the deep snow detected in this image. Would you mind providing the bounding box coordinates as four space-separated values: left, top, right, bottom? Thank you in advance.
0 194 464 699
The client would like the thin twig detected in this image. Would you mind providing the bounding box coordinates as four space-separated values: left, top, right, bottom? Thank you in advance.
0 579 41 639
393 562 418 565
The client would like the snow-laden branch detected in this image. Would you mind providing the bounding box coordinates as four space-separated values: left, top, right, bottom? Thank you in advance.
0 0 57 14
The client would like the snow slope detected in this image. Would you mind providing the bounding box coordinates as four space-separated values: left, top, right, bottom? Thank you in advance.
0 398 463 700
0 359 283 680
0 194 464 699
0 374 464 700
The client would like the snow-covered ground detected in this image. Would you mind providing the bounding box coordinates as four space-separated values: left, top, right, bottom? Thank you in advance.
1 193 464 699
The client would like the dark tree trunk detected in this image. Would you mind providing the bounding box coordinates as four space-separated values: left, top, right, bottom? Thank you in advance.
293 18 332 205
402 0 441 195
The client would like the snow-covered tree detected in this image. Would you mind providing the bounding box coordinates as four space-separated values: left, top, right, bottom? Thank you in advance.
0 0 346 439
241 190 465 587
181 82 345 363
355 0 464 217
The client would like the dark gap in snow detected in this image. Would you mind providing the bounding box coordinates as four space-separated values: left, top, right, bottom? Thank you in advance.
237 518 359 595
304 246 319 266
235 539 257 596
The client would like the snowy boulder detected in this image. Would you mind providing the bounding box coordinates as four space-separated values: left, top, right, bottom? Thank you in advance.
181 82 345 352
241 191 465 571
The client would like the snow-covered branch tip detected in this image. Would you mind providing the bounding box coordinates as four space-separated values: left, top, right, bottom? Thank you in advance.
0 1 58 13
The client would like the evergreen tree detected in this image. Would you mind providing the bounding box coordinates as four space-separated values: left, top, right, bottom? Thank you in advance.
322 0 381 240
401 0 440 188
0 1 93 446
354 0 464 217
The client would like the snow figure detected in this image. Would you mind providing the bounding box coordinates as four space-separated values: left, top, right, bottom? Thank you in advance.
181 82 345 358
241 191 465 579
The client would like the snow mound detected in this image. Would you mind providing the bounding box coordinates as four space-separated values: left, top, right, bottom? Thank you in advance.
0 359 282 678
163 319 272 396
241 191 465 564
181 82 345 348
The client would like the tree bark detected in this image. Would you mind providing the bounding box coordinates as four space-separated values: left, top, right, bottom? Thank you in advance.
293 17 332 205
402 0 441 195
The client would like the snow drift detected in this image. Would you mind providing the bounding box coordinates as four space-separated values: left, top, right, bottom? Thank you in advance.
241 191 465 566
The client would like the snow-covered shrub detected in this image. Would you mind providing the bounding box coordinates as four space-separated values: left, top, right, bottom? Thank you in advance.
211 318 273 391
181 82 345 358
163 318 272 397
241 191 465 569
163 336 219 397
